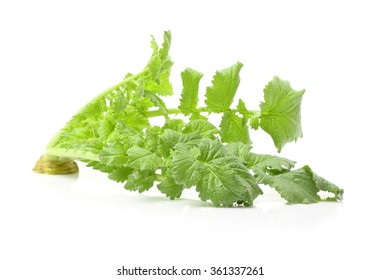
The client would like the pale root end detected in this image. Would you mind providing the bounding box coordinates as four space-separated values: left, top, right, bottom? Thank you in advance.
33 155 79 175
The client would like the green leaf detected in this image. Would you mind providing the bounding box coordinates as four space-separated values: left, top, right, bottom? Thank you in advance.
260 76 305 152
157 129 180 158
144 91 168 116
98 118 115 142
179 68 203 115
261 166 320 204
124 170 156 193
147 31 173 82
80 98 107 119
183 120 219 138
225 142 295 174
107 121 143 146
145 71 173 96
172 143 203 187
127 146 163 170
220 111 250 144
157 129 201 158
163 119 185 132
236 99 261 130
189 111 208 121
248 153 296 174
256 165 343 203
108 167 134 183
309 167 344 201
225 142 252 159
172 139 262 206
124 109 149 131
145 126 161 152
250 112 260 130
99 143 128 167
157 172 185 199
132 97 154 113
237 99 248 113
159 30 171 60
205 62 243 113
86 161 114 174
110 91 127 113
237 99 252 126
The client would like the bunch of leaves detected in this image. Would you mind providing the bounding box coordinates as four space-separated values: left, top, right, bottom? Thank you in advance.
35 31 343 207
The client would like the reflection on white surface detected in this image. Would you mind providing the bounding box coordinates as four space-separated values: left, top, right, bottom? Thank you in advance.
1 158 373 280
29 169 341 235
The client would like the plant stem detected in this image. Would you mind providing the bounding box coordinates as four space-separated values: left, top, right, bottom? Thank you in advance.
146 107 260 118
45 148 99 162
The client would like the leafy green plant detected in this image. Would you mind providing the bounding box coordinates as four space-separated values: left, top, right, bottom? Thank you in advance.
34 31 343 207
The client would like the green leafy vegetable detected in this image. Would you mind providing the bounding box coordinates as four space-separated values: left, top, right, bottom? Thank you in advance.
220 111 250 144
260 76 305 152
172 139 262 206
183 120 218 138
124 170 156 193
255 165 343 203
157 172 185 200
205 62 243 113
126 146 163 171
179 68 203 116
34 31 343 207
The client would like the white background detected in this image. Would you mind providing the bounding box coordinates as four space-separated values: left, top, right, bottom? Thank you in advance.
1 0 379 279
